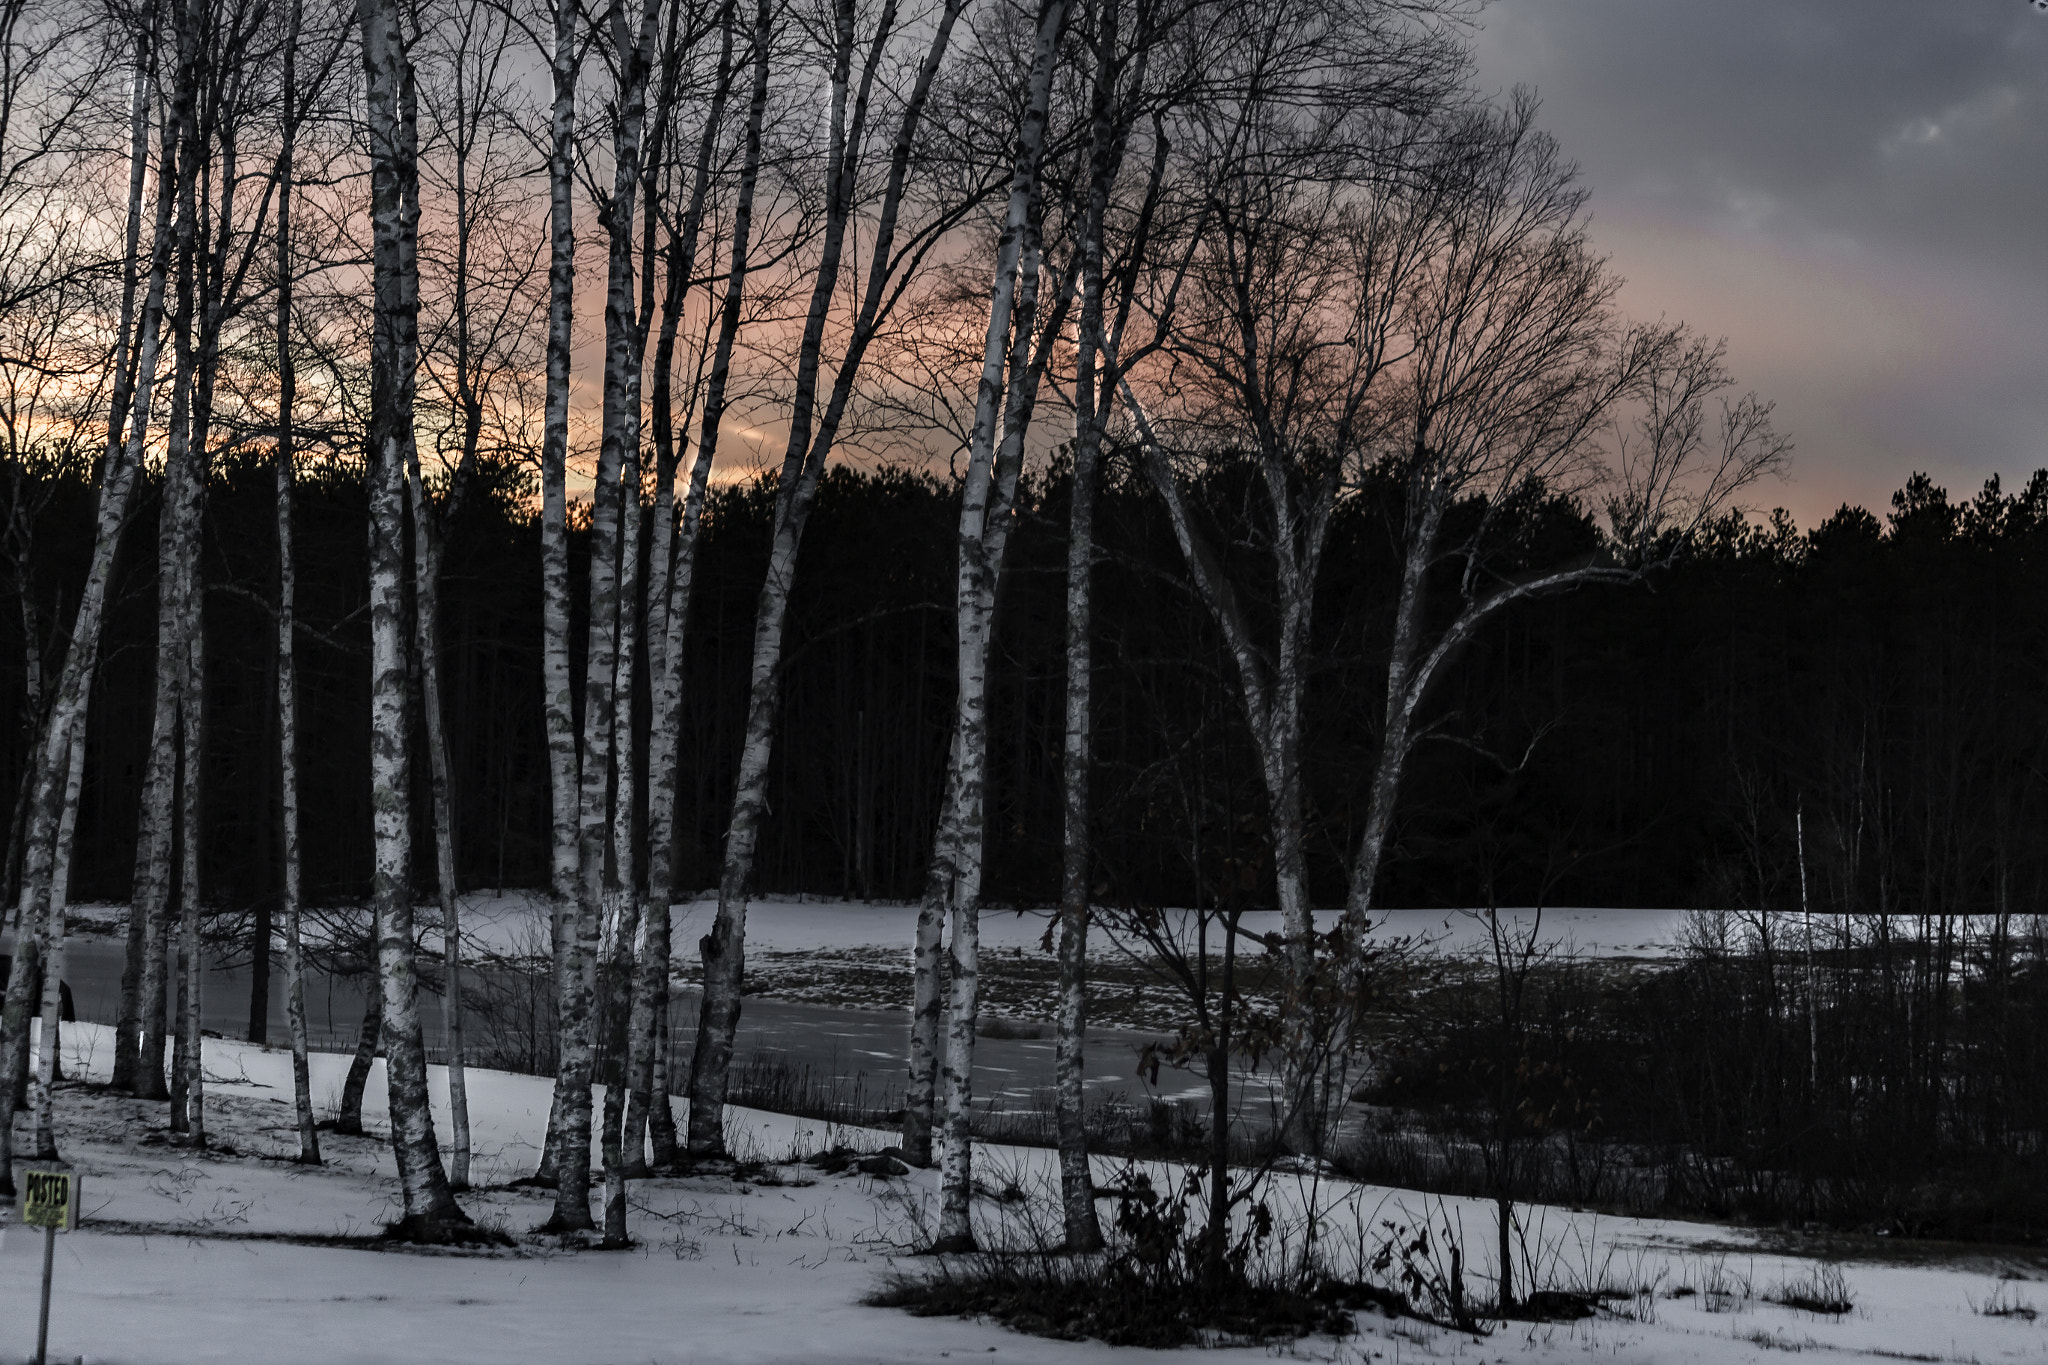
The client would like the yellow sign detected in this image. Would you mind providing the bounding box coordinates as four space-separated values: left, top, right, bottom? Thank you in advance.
21 1168 77 1231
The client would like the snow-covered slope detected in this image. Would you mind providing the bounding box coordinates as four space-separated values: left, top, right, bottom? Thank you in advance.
3 1022 2042 1365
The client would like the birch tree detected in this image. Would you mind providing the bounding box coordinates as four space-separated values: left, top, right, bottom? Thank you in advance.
266 0 352 1167
1123 90 1787 1150
127 0 208 1107
539 0 666 1237
359 0 470 1239
1098 0 1467 1148
274 36 319 1154
24 713 82 1159
107 0 166 1095
407 0 541 1195
2 0 171 1176
686 0 984 1160
401 85 546 1182
1331 108 1792 955
1048 0 1176 1250
621 0 755 1180
532 0 583 1191
913 0 1067 1251
117 0 302 1113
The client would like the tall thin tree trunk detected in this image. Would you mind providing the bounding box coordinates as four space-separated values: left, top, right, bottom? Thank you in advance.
549 0 659 1231
110 1 164 1095
360 0 467 1239
407 442 470 1189
533 0 583 1190
649 1000 677 1164
277 437 317 1160
157 8 206 1126
1 926 38 1189
2 749 47 1153
176 617 204 1145
28 728 85 1158
1053 47 1112 1253
931 0 1064 1252
274 0 317 1167
600 455 644 1246
691 0 966 1160
625 0 747 1185
130 106 194 1103
903 762 960 1167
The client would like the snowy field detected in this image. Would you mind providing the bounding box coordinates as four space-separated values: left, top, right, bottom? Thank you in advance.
440 894 1697 963
5 1021 2046 1365
49 898 1696 1036
73 894 1696 965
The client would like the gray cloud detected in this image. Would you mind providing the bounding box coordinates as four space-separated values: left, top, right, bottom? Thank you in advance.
1469 0 2048 523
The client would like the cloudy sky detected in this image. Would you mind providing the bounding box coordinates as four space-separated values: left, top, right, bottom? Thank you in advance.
1469 0 2048 529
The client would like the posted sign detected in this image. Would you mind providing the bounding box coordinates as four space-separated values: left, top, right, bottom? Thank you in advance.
21 1168 78 1232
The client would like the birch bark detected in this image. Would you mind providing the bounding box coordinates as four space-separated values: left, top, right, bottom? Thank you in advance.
273 0 317 1165
1120 385 1334 1145
115 256 177 1094
0 172 154 1184
600 453 643 1246
547 0 662 1234
360 0 468 1238
624 0 749 1177
161 0 206 1134
407 446 469 1188
110 2 163 1095
28 724 84 1157
276 369 318 1163
930 0 1065 1252
176 600 203 1145
126 14 198 1102
689 0 967 1160
534 0 583 1189
1051 0 1132 1250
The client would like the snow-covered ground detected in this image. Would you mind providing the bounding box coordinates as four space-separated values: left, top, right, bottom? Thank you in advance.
446 894 1697 962
70 894 1692 963
5 1021 2045 1365
53 897 1695 1035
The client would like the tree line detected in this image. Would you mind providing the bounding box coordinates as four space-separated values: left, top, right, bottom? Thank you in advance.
0 0 1786 1251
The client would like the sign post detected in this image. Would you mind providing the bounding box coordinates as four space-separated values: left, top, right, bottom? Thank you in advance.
21 1166 79 1365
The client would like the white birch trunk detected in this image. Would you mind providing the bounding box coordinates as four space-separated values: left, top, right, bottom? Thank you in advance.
1117 382 1334 1147
360 0 466 1238
551 0 659 1233
534 0 583 1188
691 0 968 1160
273 0 317 1165
407 454 469 1188
28 725 85 1158
110 2 163 1094
930 0 1064 1252
600 454 643 1245
128 77 194 1103
133 456 190 1103
176 613 203 1145
626 0 752 1176
1054 41 1113 1247
901 757 960 1167
160 0 206 1133
0 157 158 1177
276 391 318 1164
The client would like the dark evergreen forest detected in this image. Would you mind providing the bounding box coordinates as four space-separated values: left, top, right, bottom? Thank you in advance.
9 451 2041 931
